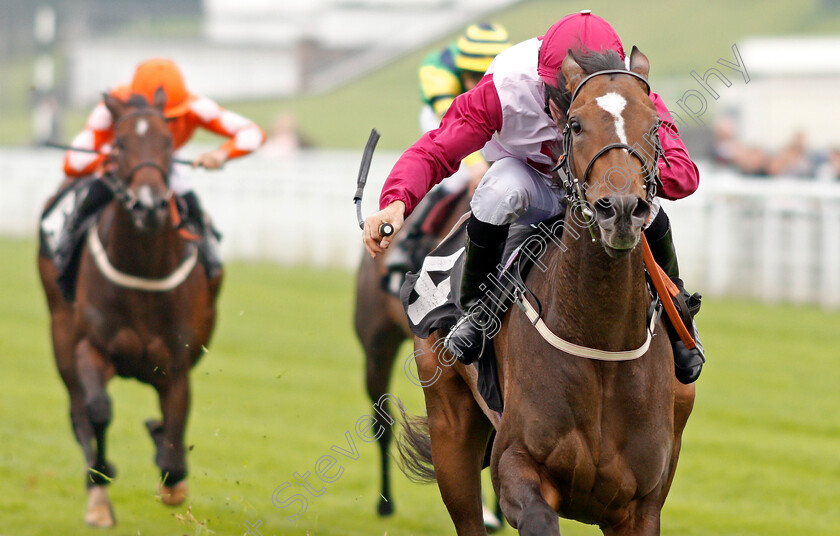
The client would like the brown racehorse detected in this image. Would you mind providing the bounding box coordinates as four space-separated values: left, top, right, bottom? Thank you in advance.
38 89 222 527
397 48 695 535
354 190 471 516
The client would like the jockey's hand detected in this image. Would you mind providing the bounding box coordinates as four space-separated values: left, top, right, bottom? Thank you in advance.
363 200 405 258
193 149 228 169
467 160 489 196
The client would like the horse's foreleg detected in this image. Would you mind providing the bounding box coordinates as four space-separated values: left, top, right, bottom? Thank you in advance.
661 380 695 499
156 374 190 505
495 448 560 536
40 258 98 471
417 337 493 536
601 494 663 536
76 340 116 485
362 328 404 516
75 339 117 527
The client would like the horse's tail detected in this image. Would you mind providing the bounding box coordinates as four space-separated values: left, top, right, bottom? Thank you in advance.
395 413 436 483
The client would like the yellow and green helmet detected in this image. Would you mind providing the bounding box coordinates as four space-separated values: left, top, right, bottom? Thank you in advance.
454 23 512 74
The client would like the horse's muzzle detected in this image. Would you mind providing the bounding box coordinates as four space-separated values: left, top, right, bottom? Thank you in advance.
593 194 650 256
129 185 170 232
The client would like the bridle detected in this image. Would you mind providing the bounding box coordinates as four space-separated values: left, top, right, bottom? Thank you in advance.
514 68 671 360
102 108 173 209
552 69 669 237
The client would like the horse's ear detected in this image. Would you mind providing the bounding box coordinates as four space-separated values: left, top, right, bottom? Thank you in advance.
153 86 167 113
102 92 126 120
628 46 650 80
560 50 585 94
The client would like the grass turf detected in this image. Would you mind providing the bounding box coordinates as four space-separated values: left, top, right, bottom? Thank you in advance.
0 235 838 535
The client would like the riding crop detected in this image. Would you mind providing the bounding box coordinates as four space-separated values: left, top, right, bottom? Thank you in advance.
353 129 393 237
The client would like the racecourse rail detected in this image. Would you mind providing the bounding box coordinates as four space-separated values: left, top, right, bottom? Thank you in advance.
2 147 838 310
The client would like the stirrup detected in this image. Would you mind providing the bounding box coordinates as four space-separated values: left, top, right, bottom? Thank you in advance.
442 313 487 365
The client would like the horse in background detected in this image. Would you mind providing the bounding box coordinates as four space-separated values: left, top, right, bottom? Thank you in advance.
398 48 695 535
38 89 221 527
354 191 476 516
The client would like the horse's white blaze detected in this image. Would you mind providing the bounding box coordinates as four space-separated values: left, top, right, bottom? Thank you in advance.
136 118 148 137
596 92 627 145
137 185 154 208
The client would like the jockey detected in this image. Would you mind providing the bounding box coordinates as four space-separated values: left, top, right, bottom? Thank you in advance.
385 23 511 283
363 11 706 384
56 57 266 278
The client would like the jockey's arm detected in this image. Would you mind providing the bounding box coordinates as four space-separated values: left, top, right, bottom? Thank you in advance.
363 76 502 257
650 93 699 200
188 97 266 169
63 101 115 177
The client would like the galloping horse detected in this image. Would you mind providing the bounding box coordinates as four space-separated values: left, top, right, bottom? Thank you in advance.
354 191 470 516
398 48 695 535
38 89 222 527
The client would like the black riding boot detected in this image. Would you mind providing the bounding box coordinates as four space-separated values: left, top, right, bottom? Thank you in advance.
645 210 705 384
442 216 509 364
53 179 113 273
385 186 449 280
181 191 223 279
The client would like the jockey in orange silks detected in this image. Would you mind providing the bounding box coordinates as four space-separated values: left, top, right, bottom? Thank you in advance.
56 58 265 277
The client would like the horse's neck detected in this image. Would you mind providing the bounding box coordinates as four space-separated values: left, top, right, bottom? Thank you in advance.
101 204 183 278
542 218 649 350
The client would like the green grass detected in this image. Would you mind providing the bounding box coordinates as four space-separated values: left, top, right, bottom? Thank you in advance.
4 0 840 149
1 234 839 535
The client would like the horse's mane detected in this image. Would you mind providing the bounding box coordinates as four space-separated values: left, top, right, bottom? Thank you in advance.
126 94 153 109
544 48 626 117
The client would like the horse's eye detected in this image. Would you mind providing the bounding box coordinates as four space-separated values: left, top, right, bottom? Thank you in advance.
570 120 582 135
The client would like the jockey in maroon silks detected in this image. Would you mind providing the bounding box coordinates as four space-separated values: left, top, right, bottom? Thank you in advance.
363 11 705 384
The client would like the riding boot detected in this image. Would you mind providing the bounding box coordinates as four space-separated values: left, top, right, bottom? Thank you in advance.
442 216 509 364
645 211 705 384
53 179 113 273
385 186 449 290
181 191 223 279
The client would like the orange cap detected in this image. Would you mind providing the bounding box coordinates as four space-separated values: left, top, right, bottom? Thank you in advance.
130 58 191 117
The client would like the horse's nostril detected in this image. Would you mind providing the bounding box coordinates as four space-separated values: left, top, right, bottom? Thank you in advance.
632 197 651 220
594 198 616 220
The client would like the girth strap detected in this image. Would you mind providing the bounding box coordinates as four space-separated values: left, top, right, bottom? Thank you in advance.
516 293 657 361
86 224 198 292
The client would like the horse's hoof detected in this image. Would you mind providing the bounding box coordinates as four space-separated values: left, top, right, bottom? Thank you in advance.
85 485 116 527
377 497 394 516
159 480 188 506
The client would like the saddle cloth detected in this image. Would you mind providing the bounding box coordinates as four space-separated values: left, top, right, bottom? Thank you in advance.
399 215 553 413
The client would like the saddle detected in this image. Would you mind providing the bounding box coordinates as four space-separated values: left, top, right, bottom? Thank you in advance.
39 178 102 301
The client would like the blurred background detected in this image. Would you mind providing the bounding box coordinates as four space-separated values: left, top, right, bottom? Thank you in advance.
2 0 840 305
1 1 839 535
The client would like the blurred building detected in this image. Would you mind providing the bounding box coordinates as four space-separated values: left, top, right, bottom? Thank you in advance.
64 0 518 107
720 36 840 151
